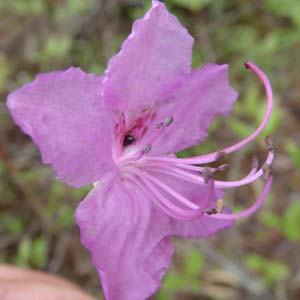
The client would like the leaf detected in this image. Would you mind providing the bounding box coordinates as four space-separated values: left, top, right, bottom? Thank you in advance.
31 237 48 268
170 0 214 11
58 206 75 228
260 212 281 230
245 254 289 286
282 202 300 241
245 254 265 272
15 237 31 267
1 215 25 235
264 0 300 27
185 248 204 277
285 141 300 168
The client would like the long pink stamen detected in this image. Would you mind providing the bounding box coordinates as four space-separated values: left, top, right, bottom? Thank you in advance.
141 160 226 173
146 61 273 165
131 173 214 220
135 170 200 210
207 175 273 220
143 150 273 189
130 175 188 220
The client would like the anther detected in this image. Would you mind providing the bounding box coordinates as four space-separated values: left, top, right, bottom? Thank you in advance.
206 208 218 215
216 199 224 213
203 167 212 184
265 136 274 152
216 164 228 172
216 151 226 161
163 116 174 127
143 144 152 154
252 156 259 170
262 163 272 181
156 116 174 129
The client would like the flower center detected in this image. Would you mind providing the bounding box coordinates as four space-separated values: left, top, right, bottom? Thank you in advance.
113 107 174 166
123 133 135 147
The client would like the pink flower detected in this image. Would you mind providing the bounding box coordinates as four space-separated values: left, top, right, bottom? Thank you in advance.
6 1 273 299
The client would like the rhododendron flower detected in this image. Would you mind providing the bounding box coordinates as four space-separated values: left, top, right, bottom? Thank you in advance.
7 1 274 299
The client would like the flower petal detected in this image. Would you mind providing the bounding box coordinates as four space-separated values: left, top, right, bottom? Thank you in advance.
75 174 173 300
7 68 117 187
102 0 193 112
171 207 234 238
144 64 238 154
147 172 234 237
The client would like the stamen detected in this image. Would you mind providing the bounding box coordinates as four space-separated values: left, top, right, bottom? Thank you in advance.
156 122 164 129
216 151 226 161
143 143 152 154
141 160 225 173
131 175 188 219
252 155 259 170
117 147 145 166
206 175 273 220
131 173 214 220
206 208 218 215
163 116 174 127
216 164 229 172
203 167 212 184
216 199 224 213
138 170 200 209
206 199 224 215
146 61 273 165
145 116 174 151
262 163 272 181
156 116 174 129
143 147 274 189
265 135 274 152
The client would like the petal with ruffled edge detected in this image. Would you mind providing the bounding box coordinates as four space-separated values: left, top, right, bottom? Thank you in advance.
143 64 238 154
146 172 234 238
75 174 173 300
171 207 234 238
102 0 193 112
7 68 117 187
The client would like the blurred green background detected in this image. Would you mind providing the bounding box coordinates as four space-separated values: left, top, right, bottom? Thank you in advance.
0 0 299 299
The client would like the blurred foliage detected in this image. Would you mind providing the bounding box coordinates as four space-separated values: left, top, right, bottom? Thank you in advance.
158 247 204 298
168 0 214 11
246 254 289 287
260 201 300 242
14 236 48 268
0 0 45 16
0 0 299 300
264 0 300 27
285 141 300 168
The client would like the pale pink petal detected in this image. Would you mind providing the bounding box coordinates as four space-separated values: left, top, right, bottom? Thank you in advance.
143 64 238 154
102 0 194 112
171 207 234 238
7 68 117 187
75 174 173 300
